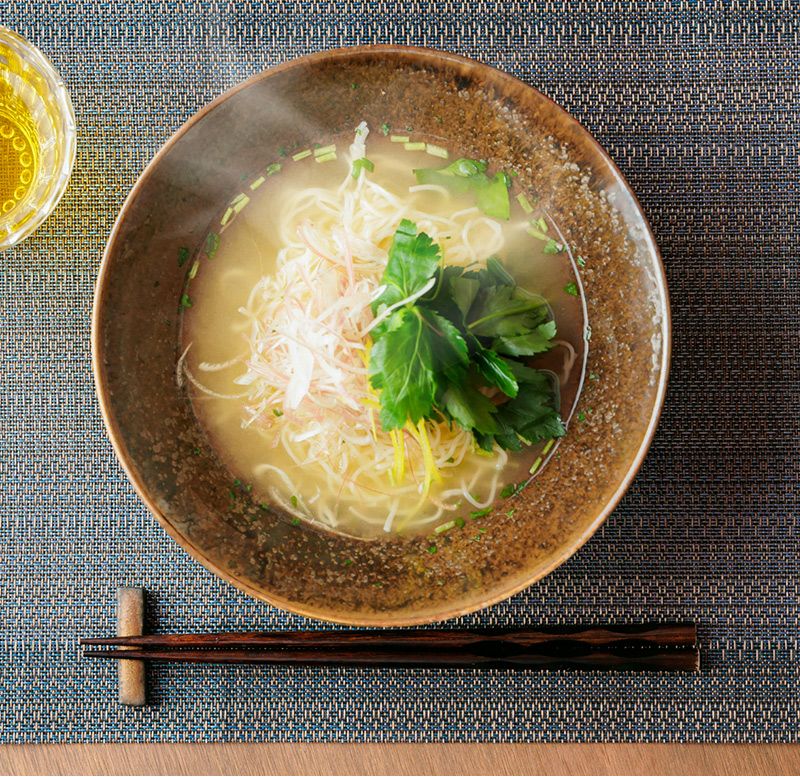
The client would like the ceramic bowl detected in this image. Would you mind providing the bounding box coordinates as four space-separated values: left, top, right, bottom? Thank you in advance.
93 46 670 626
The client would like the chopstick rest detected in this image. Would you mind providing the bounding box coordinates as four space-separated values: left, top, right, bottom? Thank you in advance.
116 587 146 706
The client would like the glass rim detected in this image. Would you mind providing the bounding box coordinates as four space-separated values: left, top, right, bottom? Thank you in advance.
0 25 76 250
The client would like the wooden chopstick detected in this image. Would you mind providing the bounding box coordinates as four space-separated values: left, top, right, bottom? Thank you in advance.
81 623 698 672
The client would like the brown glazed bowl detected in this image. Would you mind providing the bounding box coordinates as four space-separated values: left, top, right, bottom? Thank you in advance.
93 46 670 626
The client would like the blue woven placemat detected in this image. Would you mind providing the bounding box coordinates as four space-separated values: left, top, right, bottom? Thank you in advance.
1 1 798 744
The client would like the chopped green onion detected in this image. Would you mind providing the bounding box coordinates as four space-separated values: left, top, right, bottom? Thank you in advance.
290 495 299 508
232 194 250 214
249 175 265 191
576 255 586 267
404 142 426 151
529 456 543 475
179 293 192 309
315 151 337 163
535 217 548 233
500 484 515 499
506 508 515 517
266 162 282 176
470 507 492 519
542 438 556 456
543 239 562 254
564 282 579 296
273 408 284 417
313 144 336 157
427 544 438 554
390 134 410 143
425 143 449 159
516 193 534 213
380 122 390 135
526 226 549 241
220 207 234 227
205 232 220 258
291 517 301 526
351 157 375 178
177 246 190 267
434 520 457 534
292 149 312 161
188 259 199 280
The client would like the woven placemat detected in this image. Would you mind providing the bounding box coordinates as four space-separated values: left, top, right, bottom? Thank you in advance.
1 1 798 744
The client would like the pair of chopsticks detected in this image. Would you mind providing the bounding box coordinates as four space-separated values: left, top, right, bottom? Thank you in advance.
81 623 698 671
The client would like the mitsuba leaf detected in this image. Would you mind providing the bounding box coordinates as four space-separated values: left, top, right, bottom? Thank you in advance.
468 336 518 397
368 308 438 429
372 219 441 312
468 285 550 338
442 380 498 435
413 158 510 221
492 320 557 356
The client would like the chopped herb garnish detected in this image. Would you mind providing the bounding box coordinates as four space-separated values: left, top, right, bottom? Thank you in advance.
434 520 457 534
425 143 449 159
543 239 562 255
188 259 200 280
414 158 511 220
500 484 516 499
266 162 282 175
470 507 492 519
390 134 410 143
404 141 426 151
259 502 271 511
249 176 265 191
506 508 515 517
535 217 548 233
576 255 586 267
589 371 599 381
516 193 534 214
380 122 390 135
373 581 383 588
577 411 586 422
292 149 312 161
314 144 336 157
427 544 438 554
343 558 353 566
177 246 190 267
205 232 220 259
291 517 301 526
564 282 579 296
290 495 299 508
233 478 241 487
179 293 192 309
454 517 466 528
315 151 337 163
273 408 284 417
192 446 201 456
351 157 375 179
350 82 359 89
526 226 548 241
529 456 543 475
541 438 555 455
277 146 287 157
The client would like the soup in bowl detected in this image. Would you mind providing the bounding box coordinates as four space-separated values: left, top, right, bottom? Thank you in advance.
93 47 669 625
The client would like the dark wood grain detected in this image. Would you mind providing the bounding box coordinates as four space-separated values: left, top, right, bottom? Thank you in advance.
82 622 695 650
81 623 698 671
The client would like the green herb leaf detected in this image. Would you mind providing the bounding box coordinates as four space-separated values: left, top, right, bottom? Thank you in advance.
492 320 557 356
178 246 190 267
564 282 579 296
372 219 442 311
380 122 390 135
413 158 510 220
543 238 562 254
468 285 549 338
442 380 498 435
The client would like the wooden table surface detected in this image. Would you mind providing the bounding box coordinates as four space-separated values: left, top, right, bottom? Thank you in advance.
2 744 800 775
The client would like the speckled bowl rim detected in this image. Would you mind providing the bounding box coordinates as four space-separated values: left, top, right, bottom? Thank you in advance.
92 45 671 626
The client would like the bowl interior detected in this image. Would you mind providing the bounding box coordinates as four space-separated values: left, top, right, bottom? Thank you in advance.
93 47 669 625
